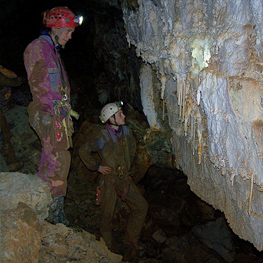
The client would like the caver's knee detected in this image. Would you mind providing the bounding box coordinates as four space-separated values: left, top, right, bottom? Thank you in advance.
137 196 148 214
141 197 149 213
57 150 71 163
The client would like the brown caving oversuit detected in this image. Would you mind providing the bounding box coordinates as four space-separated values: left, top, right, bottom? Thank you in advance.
79 125 148 249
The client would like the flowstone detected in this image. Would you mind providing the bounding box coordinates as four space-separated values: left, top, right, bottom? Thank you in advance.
123 0 263 250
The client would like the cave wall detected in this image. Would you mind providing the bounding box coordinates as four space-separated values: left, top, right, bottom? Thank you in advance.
122 0 263 250
91 6 142 109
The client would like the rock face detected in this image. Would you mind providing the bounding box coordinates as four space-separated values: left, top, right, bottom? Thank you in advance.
123 0 263 250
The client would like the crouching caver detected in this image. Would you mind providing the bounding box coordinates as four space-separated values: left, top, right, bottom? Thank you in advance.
79 101 148 260
24 7 82 226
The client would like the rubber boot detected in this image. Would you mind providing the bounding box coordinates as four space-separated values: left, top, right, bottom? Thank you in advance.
123 244 138 261
101 231 113 251
46 196 69 226
57 196 70 226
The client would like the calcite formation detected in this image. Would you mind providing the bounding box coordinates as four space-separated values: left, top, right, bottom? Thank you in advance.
123 0 263 250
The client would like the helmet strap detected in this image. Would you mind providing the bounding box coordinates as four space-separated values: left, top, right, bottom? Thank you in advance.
54 34 59 44
52 28 65 49
109 114 121 127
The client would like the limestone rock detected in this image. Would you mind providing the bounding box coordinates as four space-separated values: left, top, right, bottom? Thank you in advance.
39 220 122 263
1 203 41 263
192 217 234 262
0 172 52 221
0 202 122 263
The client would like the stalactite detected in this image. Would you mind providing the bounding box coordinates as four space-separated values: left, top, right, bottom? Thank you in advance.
126 33 131 48
230 172 236 187
182 78 186 122
177 74 187 122
190 115 194 139
194 110 203 164
184 98 193 137
248 173 254 216
160 73 166 121
177 75 182 120
197 129 202 164
192 116 196 155
162 99 165 120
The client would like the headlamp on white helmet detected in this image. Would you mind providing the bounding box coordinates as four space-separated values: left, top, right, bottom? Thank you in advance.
99 101 123 123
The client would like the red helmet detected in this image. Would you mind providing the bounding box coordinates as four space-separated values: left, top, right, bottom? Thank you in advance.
44 6 79 28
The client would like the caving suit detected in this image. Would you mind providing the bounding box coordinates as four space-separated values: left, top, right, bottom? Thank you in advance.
79 123 148 249
23 32 74 198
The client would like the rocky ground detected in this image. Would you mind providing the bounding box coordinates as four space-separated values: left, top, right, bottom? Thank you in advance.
65 163 263 263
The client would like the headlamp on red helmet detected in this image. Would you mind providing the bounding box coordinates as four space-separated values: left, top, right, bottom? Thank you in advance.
44 6 82 28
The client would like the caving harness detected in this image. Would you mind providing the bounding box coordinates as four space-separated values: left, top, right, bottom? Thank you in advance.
52 42 79 148
95 126 131 205
53 87 79 148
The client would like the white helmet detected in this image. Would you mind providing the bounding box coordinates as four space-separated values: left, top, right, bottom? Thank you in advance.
99 101 123 123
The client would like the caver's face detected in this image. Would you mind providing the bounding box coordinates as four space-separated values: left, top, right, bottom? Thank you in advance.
110 109 126 126
52 27 75 46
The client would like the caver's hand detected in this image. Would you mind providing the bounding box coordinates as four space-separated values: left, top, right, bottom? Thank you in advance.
98 165 112 175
